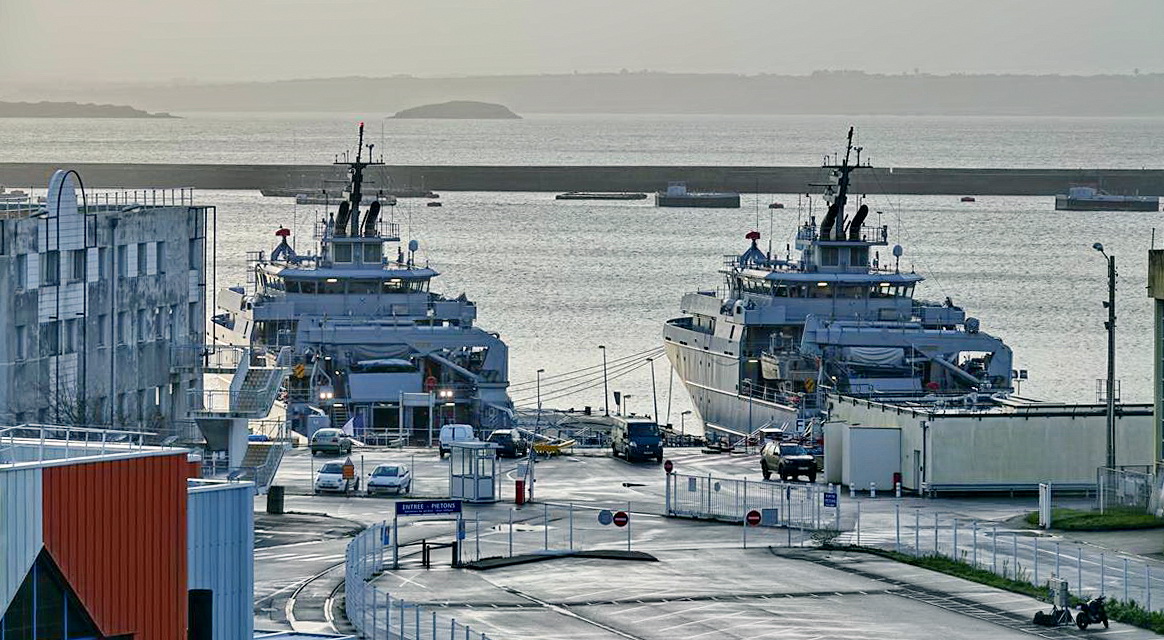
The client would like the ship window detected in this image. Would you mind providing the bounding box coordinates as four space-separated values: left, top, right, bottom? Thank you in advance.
334 243 353 263
299 280 317 294
383 279 405 293
322 278 344 294
774 284 788 297
269 276 284 291
850 248 868 266
363 244 382 264
349 280 377 294
821 247 839 266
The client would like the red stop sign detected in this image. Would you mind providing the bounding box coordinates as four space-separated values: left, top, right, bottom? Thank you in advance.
745 509 762 526
663 460 674 473
613 511 629 527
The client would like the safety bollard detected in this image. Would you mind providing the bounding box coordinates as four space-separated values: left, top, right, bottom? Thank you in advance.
895 482 901 498
870 482 877 498
1100 553 1106 596
850 483 856 498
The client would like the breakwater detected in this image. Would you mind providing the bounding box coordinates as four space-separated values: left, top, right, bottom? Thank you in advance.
2 163 1163 196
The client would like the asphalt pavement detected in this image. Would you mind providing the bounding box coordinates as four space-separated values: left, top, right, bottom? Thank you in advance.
254 445 1164 638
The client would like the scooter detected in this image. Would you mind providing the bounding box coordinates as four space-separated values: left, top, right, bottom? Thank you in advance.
1075 596 1109 630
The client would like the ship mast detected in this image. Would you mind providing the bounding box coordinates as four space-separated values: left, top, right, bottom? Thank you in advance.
822 126 868 239
335 122 384 237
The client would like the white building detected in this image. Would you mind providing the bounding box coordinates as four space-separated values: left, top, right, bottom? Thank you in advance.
0 170 209 435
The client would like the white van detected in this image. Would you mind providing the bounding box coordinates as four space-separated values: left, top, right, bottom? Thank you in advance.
439 424 476 458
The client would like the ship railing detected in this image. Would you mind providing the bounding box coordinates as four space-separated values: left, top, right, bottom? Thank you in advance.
312 218 401 241
739 379 801 408
796 224 888 244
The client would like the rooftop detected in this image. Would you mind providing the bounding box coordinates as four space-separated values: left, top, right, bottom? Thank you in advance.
0 424 193 470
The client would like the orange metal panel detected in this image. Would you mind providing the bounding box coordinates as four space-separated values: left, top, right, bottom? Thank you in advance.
42 454 189 640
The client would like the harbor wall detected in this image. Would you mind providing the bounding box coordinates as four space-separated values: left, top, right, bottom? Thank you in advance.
3 163 1164 196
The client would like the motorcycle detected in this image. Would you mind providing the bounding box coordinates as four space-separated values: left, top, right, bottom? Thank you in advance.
1075 596 1109 630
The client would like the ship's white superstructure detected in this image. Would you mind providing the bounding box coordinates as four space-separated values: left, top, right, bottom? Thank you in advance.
213 125 511 441
664 129 1014 440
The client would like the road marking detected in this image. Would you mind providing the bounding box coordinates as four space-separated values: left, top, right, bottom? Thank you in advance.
381 571 431 590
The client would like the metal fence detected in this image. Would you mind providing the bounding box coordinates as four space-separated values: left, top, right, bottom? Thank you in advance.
665 472 841 530
1098 467 1156 514
843 502 1164 612
345 523 497 640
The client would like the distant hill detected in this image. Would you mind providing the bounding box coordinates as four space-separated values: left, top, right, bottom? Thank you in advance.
392 101 520 119
0 101 175 118
11 72 1164 117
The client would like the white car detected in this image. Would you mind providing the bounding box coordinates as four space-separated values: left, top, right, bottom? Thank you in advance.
314 461 360 494
366 464 412 495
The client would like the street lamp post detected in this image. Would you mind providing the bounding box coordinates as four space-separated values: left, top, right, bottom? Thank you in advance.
599 345 610 417
623 395 633 417
536 368 545 426
680 410 692 437
1093 242 1117 470
646 357 659 421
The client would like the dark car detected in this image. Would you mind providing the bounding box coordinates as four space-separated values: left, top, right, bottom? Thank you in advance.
487 429 529 458
760 440 817 482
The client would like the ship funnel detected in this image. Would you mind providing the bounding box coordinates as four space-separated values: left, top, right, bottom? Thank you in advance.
848 204 869 240
335 201 352 237
819 203 838 238
363 201 381 236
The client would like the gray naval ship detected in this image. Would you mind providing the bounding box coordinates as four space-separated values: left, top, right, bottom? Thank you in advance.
663 128 1014 440
213 124 512 440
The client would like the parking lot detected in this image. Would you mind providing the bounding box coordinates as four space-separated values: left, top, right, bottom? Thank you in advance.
261 444 1159 638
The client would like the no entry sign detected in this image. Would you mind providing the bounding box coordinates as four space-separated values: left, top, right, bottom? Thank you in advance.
745 509 762 526
612 511 629 527
663 460 674 473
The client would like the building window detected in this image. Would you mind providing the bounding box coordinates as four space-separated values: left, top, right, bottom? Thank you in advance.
188 302 200 336
137 242 147 275
156 241 166 274
40 321 59 357
98 247 108 279
137 309 148 342
117 311 129 345
97 314 108 347
62 319 78 354
70 249 86 282
15 253 26 289
41 251 60 286
117 245 128 278
188 238 200 269
15 325 26 360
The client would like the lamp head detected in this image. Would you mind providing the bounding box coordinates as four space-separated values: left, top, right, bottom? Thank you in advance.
1092 242 1104 252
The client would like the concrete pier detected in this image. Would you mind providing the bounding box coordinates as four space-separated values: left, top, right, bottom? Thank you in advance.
2 163 1163 196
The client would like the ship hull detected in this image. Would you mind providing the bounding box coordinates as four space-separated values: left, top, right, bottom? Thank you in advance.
1054 195 1159 211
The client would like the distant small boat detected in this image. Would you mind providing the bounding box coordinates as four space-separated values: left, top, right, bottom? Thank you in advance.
768 202 785 209
426 201 443 207
556 192 648 201
656 182 740 209
1055 186 1159 212
960 196 976 202
0 187 30 202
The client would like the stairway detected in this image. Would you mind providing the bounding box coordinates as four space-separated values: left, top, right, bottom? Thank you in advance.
233 368 280 414
331 403 349 430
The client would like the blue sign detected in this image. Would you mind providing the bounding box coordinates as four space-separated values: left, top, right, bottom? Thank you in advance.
823 492 838 508
395 500 463 516
597 509 613 526
381 527 391 546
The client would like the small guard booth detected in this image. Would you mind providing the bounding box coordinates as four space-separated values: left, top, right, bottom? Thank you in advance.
449 441 498 503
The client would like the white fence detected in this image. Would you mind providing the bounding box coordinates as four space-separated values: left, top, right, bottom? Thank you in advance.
665 472 841 530
1099 467 1156 514
345 523 496 640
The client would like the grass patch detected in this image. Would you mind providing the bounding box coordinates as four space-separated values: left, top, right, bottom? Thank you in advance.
1022 508 1164 531
1105 599 1164 635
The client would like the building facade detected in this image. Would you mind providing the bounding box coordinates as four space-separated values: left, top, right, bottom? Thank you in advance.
0 171 210 435
0 427 254 639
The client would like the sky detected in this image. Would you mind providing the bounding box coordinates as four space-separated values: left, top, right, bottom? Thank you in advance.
1 0 1162 85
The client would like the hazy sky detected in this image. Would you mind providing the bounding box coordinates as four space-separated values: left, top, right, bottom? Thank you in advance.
2 0 1161 84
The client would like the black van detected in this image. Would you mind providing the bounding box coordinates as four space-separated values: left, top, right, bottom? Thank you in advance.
487 429 529 458
611 417 664 463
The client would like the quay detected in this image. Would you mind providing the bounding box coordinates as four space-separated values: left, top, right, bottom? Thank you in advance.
2 162 1164 195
